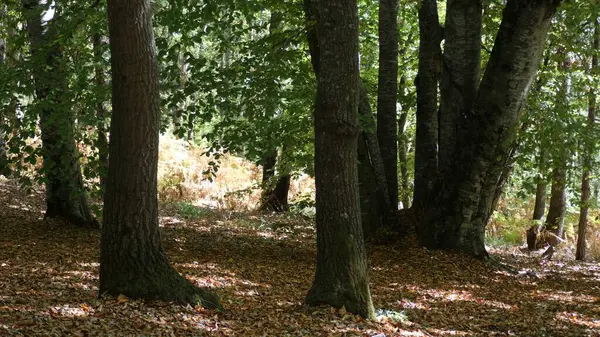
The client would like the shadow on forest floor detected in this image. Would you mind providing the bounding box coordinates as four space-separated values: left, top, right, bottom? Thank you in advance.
0 181 599 336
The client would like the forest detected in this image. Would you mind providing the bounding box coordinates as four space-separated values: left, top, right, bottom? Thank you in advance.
0 0 599 335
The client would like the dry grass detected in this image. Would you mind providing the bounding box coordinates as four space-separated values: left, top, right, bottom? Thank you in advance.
157 135 315 211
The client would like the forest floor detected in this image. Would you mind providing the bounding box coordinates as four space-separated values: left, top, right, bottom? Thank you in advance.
1 181 599 337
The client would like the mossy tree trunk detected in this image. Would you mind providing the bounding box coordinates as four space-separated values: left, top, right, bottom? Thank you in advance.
303 0 374 319
22 0 97 228
100 0 220 310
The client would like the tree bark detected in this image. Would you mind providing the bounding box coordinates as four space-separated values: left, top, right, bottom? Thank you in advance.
413 0 441 209
22 0 98 228
100 0 220 309
576 17 598 260
438 0 482 173
304 0 389 237
304 0 374 319
376 0 400 208
418 0 561 258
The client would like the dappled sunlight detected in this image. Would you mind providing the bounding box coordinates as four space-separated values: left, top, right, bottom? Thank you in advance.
531 290 597 303
555 311 600 330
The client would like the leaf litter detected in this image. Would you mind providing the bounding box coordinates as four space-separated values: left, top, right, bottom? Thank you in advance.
0 182 599 336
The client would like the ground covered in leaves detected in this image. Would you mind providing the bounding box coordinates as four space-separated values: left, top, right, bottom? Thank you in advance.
1 182 599 336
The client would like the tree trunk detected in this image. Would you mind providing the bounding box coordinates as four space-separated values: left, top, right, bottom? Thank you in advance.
259 152 292 212
438 0 482 173
376 0 400 208
100 0 220 309
304 0 374 319
357 82 391 237
418 0 561 258
259 12 290 213
398 109 410 209
413 0 441 209
0 5 7 172
92 33 109 192
303 0 389 237
22 0 98 228
544 166 566 237
576 17 598 260
533 149 547 222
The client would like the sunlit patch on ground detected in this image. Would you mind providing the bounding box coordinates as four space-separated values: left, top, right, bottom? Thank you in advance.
1 182 600 336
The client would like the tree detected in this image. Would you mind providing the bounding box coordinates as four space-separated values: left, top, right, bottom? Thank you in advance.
413 0 441 208
99 0 220 309
21 0 98 228
304 0 375 318
417 0 562 258
576 15 599 261
377 0 400 208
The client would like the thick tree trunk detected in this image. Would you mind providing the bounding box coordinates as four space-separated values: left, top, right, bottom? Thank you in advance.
92 33 109 192
376 0 400 208
22 0 98 228
419 0 560 258
413 0 441 208
304 0 389 237
305 0 374 319
438 0 482 173
576 18 598 261
100 0 220 309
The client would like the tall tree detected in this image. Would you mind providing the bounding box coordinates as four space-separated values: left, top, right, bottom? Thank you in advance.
413 0 441 208
417 0 561 258
100 0 220 309
377 0 400 208
304 0 374 318
576 16 598 260
304 0 390 237
21 0 97 227
92 32 109 192
438 0 482 174
259 11 292 213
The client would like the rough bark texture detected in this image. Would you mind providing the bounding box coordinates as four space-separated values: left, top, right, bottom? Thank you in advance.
576 18 598 261
100 0 220 309
304 0 374 319
376 0 400 208
92 33 109 192
418 0 561 258
304 0 389 238
22 0 97 228
438 0 482 173
413 0 441 208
